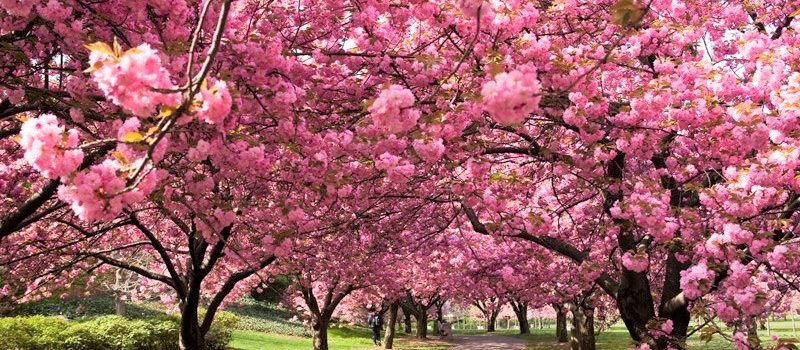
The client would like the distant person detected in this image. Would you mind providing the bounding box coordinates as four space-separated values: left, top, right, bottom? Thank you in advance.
367 308 383 346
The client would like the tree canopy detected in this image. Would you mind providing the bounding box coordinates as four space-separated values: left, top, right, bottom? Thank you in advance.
3 1 800 349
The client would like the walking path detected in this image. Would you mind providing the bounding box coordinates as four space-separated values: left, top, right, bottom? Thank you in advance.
447 334 528 350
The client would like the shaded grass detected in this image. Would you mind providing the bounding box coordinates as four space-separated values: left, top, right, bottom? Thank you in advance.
225 298 310 337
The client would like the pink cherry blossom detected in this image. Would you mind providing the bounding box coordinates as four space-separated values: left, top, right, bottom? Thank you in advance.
19 114 84 179
481 70 541 125
195 79 233 130
88 43 181 116
369 85 420 134
413 138 445 163
680 261 716 300
621 252 649 273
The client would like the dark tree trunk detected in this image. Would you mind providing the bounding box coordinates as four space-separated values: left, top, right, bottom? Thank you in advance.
487 310 498 332
433 302 444 335
555 304 568 343
510 300 530 334
656 250 691 350
296 283 355 350
570 303 595 350
603 153 656 346
384 302 399 349
312 316 330 350
179 296 203 350
415 312 428 339
403 311 412 334
515 306 530 334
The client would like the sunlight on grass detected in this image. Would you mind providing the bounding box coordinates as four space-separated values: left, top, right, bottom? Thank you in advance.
519 320 800 350
231 320 800 350
230 326 375 350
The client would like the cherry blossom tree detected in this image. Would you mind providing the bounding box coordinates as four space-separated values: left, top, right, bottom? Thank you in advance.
5 1 800 350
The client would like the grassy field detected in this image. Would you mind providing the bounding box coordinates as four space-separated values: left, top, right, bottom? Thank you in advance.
517 320 800 350
229 327 451 350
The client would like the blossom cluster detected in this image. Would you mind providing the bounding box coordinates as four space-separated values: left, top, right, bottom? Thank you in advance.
369 85 420 134
195 79 233 130
57 160 159 222
679 261 716 300
87 43 181 116
481 70 541 125
375 152 415 184
19 114 84 179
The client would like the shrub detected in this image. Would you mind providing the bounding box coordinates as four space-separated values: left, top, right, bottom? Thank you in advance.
201 310 239 350
0 315 179 350
0 315 73 349
0 308 238 349
80 315 180 350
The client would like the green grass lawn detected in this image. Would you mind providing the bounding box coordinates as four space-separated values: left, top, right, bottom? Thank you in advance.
230 326 375 350
229 321 800 350
519 320 800 349
230 327 453 350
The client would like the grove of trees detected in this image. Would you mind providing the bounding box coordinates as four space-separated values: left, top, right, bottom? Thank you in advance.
3 0 800 349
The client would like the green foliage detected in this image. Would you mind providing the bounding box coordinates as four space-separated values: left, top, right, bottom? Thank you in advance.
250 275 293 304
0 315 178 350
81 316 180 350
0 311 239 350
12 295 164 320
202 310 239 350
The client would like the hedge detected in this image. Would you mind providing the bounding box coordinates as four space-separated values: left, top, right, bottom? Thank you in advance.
0 312 238 350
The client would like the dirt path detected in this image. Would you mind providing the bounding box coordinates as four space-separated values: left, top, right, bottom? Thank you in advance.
446 335 529 350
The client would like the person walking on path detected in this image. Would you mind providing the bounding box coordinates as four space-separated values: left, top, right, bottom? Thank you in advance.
368 308 384 346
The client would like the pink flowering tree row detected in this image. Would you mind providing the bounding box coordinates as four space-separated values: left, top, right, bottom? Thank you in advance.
5 1 800 350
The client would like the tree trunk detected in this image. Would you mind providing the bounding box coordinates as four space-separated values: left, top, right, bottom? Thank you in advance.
433 303 444 335
615 237 657 343
313 316 330 350
487 310 498 332
114 292 127 317
570 303 595 350
179 299 203 350
415 312 428 339
555 304 568 343
746 319 763 350
515 305 530 334
404 311 412 334
384 302 399 349
656 250 692 350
